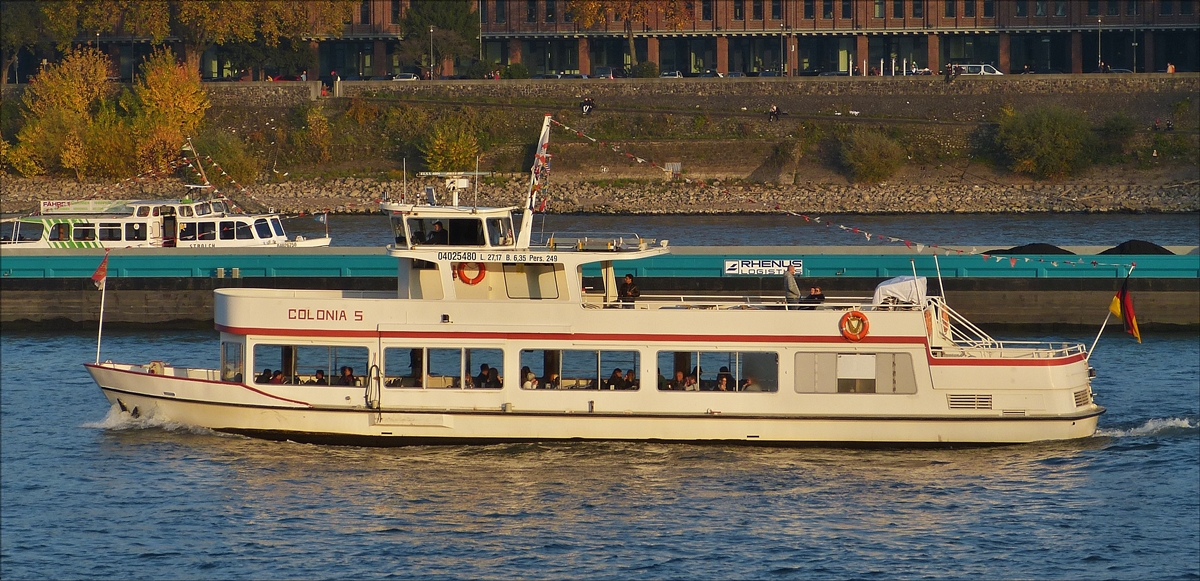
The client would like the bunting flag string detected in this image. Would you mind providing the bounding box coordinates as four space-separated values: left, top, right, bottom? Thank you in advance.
547 118 1136 272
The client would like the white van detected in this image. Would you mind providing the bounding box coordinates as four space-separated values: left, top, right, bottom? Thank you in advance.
958 64 1003 75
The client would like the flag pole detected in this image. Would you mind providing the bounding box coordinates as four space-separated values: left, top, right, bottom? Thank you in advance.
1088 264 1135 360
95 276 106 365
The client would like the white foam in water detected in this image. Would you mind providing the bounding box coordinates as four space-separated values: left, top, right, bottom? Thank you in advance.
81 403 216 436
1096 417 1198 438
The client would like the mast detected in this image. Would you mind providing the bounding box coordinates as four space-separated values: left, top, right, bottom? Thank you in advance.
516 114 553 249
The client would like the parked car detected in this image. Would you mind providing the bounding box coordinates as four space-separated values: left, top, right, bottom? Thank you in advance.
818 71 850 76
393 72 419 81
532 73 562 79
592 66 628 79
756 71 781 77
725 71 746 78
659 70 683 78
699 69 724 78
954 64 1003 75
560 73 588 79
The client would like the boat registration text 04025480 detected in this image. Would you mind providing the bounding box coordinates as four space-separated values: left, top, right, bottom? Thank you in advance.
437 251 559 263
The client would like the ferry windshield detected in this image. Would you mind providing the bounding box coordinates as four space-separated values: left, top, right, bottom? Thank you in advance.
195 203 211 216
0 221 43 243
270 218 285 236
408 218 485 246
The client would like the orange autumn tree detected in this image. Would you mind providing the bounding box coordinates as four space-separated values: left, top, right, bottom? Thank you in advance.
133 47 210 173
567 1 694 70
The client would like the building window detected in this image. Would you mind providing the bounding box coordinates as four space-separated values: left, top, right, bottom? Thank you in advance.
360 0 370 24
823 0 834 18
893 0 905 16
526 0 536 22
1183 1 1194 14
1126 0 1137 14
392 0 402 24
1087 0 1099 15
1015 0 1027 16
945 0 956 17
772 0 783 19
804 0 815 18
702 0 713 20
1036 1 1047 16
875 0 885 17
1160 0 1174 14
843 0 853 17
496 0 506 22
913 0 924 17
984 0 994 16
1055 0 1067 16
965 0 975 16
753 0 764 19
734 0 744 19
545 0 555 22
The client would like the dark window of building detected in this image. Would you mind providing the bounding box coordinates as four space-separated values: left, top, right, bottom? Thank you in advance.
843 0 853 17
546 0 555 21
772 0 783 19
496 0 506 22
1183 1 1194 15
1055 0 1067 16
753 0 764 19
1160 0 1173 14
527 0 536 22
360 0 370 25
914 0 924 17
1088 0 1099 15
1127 0 1137 14
876 0 885 18
1015 0 1027 17
1106 0 1118 14
824 0 834 18
984 0 995 16
392 0 402 24
1036 0 1047 16
734 0 745 19
804 0 815 18
946 0 956 17
965 0 975 16
894 0 905 16
703 0 714 20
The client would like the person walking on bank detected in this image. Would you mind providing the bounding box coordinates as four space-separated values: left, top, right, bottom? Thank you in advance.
783 264 801 308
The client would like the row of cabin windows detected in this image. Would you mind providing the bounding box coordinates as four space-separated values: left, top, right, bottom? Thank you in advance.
393 216 514 248
36 218 283 242
223 343 916 395
131 201 227 218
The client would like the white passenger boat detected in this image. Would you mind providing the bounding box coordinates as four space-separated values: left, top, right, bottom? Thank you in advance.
1 196 331 249
86 116 1103 445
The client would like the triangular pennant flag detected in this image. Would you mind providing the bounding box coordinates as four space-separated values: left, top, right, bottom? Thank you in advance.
1010 257 1017 267
903 240 913 249
916 243 924 252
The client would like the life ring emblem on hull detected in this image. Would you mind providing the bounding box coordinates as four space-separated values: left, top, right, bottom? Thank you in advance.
455 262 486 285
840 310 870 341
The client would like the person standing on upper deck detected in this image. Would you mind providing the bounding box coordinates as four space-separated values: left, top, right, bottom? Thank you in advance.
619 274 640 307
783 264 802 307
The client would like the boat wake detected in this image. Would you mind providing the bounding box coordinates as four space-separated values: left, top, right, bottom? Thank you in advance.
1095 417 1198 438
81 404 215 436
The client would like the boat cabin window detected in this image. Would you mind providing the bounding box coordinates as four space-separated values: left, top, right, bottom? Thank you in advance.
0 221 44 242
221 341 244 383
486 217 514 246
252 344 368 386
180 206 194 217
125 222 147 241
408 218 485 246
198 222 216 240
98 223 122 241
657 351 778 392
389 215 407 246
48 223 70 241
519 349 640 390
254 218 272 239
195 203 212 216
155 206 168 217
72 224 96 241
270 218 285 237
219 221 236 240
383 347 503 389
179 223 196 240
212 201 227 213
136 206 150 217
793 353 916 394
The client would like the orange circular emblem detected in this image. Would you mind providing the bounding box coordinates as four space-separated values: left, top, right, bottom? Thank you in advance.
840 311 870 341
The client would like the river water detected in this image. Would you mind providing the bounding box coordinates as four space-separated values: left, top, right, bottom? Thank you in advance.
2 213 1198 579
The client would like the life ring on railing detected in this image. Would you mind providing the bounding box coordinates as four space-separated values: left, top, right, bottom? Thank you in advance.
840 311 870 341
456 262 486 285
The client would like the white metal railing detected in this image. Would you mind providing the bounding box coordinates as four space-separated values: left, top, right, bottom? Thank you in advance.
585 293 914 311
531 232 657 252
929 298 1087 359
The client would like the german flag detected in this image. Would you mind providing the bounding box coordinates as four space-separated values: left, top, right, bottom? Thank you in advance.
1109 276 1141 343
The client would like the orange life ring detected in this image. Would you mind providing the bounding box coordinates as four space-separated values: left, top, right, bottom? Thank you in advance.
456 262 486 285
840 311 870 341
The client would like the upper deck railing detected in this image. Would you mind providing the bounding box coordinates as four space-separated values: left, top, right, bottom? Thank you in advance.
532 232 661 253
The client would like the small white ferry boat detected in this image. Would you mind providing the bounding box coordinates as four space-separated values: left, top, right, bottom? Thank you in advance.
86 116 1102 445
1 196 330 249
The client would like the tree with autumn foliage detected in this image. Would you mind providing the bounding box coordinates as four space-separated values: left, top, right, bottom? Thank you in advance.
566 1 694 69
132 48 210 172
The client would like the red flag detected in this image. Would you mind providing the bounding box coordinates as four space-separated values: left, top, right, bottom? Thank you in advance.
91 250 110 290
1109 276 1141 343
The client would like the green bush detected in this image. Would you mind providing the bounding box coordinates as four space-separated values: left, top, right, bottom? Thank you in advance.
421 118 480 171
192 128 263 187
1095 112 1136 162
464 60 496 79
838 128 905 183
288 103 332 164
631 61 659 78
502 63 530 79
995 106 1095 179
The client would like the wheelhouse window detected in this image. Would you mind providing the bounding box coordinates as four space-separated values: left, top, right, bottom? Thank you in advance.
180 206 193 217
1 221 44 242
408 217 484 246
48 223 70 241
793 352 916 394
657 351 778 392
270 218 285 236
254 218 273 239
136 206 150 217
125 222 147 241
72 224 96 241
253 344 369 386
519 349 640 390
486 217 513 246
195 203 212 216
222 341 244 382
384 346 503 389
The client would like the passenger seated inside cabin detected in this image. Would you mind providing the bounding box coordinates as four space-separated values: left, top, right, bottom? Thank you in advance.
485 367 502 389
741 376 763 392
337 366 356 386
257 368 273 383
426 221 449 245
604 368 624 390
522 372 539 390
667 370 686 390
684 375 699 391
715 375 732 391
306 370 327 385
270 370 286 384
623 370 637 390
716 367 735 391
542 372 560 390
475 364 490 388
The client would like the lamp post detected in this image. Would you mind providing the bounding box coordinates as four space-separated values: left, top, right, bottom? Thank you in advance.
1097 17 1102 71
780 24 786 74
429 25 435 79
1132 39 1138 72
